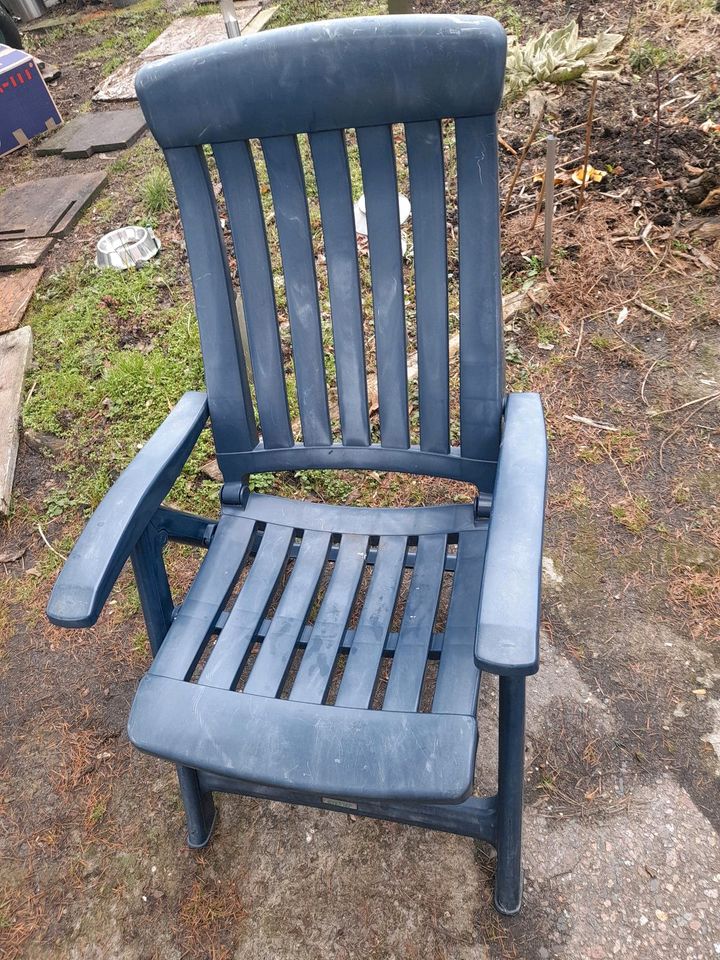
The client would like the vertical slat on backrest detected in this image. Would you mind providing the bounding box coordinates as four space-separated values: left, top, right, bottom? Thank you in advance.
309 129 370 447
165 147 257 454
262 135 332 447
405 121 450 455
357 125 410 450
213 140 293 450
456 114 504 462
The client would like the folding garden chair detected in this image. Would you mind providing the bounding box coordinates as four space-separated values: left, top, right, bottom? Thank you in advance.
47 14 547 915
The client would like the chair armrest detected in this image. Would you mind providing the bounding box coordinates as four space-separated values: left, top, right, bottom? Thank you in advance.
47 391 209 629
475 393 547 676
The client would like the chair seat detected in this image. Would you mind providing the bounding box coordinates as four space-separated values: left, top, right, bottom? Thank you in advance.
129 493 488 802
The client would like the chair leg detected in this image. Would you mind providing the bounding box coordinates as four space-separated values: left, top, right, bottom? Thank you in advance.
131 522 215 848
494 675 526 915
177 766 217 848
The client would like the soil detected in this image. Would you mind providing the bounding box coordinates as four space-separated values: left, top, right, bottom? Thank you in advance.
2 1 720 959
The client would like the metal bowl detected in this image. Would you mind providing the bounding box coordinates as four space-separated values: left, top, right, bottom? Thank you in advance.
95 226 161 270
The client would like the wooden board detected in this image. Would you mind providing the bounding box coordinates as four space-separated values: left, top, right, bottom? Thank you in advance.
93 5 265 102
36 107 147 158
0 171 107 240
0 326 33 515
0 237 55 270
0 268 44 334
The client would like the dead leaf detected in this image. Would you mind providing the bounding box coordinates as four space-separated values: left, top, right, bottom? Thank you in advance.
571 164 608 186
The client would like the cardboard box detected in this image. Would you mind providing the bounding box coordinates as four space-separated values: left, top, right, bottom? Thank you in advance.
0 44 62 158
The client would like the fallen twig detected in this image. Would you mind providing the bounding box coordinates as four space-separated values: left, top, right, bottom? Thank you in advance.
637 300 671 322
37 523 67 562
650 391 720 417
565 415 619 431
640 355 666 407
659 394 720 470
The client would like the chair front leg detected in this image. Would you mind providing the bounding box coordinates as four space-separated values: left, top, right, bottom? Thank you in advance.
130 521 216 848
495 675 526 915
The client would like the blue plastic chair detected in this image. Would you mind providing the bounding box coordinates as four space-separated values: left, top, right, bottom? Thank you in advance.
47 14 546 915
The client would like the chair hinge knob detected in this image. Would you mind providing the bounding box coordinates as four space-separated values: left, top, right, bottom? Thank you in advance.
220 481 250 507
202 523 217 547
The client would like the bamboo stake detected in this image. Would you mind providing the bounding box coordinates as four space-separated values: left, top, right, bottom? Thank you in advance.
501 109 545 218
543 135 558 268
577 78 598 211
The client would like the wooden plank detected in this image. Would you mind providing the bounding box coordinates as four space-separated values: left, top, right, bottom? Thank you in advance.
0 327 33 515
0 268 43 334
0 238 54 271
0 172 107 240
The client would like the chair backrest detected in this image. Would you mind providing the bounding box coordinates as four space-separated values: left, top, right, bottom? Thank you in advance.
136 14 507 493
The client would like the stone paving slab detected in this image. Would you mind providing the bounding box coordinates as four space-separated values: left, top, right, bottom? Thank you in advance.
35 107 147 158
94 4 263 102
0 171 107 240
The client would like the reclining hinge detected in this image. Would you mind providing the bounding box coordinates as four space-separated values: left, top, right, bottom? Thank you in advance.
220 481 250 508
474 493 492 523
202 523 217 547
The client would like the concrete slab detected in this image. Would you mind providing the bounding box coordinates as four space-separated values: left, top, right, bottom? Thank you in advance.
35 107 147 158
0 326 32 515
0 237 55 270
523 778 720 958
0 171 107 240
0 267 43 334
93 4 266 102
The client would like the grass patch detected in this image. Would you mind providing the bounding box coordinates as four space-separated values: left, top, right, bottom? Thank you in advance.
23 260 213 514
610 496 652 534
140 166 175 217
628 39 672 73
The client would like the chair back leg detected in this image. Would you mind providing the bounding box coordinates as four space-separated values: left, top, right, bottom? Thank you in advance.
495 676 526 914
131 522 217 848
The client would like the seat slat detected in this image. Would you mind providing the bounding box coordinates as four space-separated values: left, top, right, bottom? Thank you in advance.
456 115 504 462
405 121 450 455
383 533 446 712
165 147 257 455
198 523 295 689
243 530 332 698
432 529 487 716
262 135 332 447
356 124 410 449
290 533 369 704
150 515 257 681
213 140 293 449
310 129 370 447
334 535 407 709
